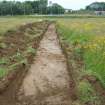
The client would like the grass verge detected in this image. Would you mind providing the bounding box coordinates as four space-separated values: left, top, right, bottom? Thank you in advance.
57 18 105 105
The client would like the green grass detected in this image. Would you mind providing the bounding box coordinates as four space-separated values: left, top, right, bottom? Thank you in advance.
0 15 104 37
78 81 101 104
0 68 8 78
57 18 105 104
57 18 105 86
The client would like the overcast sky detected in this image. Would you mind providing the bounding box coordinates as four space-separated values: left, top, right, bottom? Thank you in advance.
50 0 105 10
2 0 105 10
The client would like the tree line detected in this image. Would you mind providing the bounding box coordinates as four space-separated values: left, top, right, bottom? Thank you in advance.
86 2 105 11
0 0 65 15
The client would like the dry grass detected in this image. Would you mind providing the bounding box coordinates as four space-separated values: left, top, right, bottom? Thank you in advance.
0 17 42 36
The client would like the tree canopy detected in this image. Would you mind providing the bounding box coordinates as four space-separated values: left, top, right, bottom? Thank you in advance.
86 2 105 11
0 0 65 15
47 3 65 14
0 0 48 15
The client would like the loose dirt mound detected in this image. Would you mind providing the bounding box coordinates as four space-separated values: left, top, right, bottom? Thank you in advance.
0 21 48 58
0 21 49 105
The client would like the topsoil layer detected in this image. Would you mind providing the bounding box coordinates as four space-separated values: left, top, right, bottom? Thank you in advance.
0 21 49 105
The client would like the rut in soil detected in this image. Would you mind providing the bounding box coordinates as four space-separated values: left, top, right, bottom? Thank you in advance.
0 24 72 105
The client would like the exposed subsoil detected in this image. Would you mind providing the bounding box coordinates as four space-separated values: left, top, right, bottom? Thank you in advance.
0 24 72 105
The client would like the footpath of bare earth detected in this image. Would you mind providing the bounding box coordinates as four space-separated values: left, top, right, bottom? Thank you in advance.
0 24 72 105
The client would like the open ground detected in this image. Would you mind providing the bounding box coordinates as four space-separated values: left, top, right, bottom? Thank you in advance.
0 16 105 105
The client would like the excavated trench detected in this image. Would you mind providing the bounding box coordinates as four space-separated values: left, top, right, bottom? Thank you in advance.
0 24 73 105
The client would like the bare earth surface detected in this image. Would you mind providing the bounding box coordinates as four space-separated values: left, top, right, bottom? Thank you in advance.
0 24 72 105
18 24 71 105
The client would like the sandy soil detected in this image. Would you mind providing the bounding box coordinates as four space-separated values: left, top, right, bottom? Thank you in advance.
0 24 72 105
17 24 72 105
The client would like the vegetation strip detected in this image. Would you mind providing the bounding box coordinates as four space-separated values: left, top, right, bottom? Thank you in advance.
57 19 105 105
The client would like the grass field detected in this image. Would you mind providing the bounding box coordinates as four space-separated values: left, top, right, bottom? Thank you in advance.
0 16 105 104
0 17 42 36
57 18 105 104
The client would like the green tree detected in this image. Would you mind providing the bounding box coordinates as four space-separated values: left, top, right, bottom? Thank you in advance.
22 1 33 15
0 1 14 15
0 0 62 15
86 2 105 11
30 0 40 13
39 0 48 14
47 3 65 14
